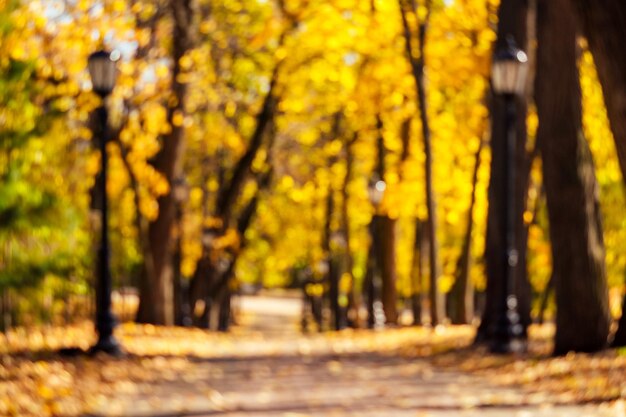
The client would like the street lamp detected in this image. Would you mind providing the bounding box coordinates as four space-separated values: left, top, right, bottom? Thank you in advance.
88 49 122 355
366 176 386 329
368 178 386 210
490 36 527 354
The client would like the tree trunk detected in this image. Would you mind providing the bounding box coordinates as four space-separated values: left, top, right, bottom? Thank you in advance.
568 0 626 182
364 217 378 329
323 184 342 330
399 0 444 325
448 137 483 324
217 286 231 332
378 216 398 324
342 135 358 328
371 115 398 326
476 0 532 344
187 67 279 323
564 0 626 348
410 219 425 325
536 0 610 354
172 200 188 326
136 0 194 325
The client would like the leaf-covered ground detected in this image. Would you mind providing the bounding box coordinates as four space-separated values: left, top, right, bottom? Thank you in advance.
1 295 625 416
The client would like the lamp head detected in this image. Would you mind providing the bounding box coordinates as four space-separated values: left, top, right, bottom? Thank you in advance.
368 177 386 207
492 36 528 96
88 49 119 97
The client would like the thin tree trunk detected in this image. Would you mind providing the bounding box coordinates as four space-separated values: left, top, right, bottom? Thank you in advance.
448 136 484 324
536 0 610 354
323 183 341 330
399 0 444 325
187 68 281 322
372 115 398 325
205 166 274 330
172 198 186 326
410 219 425 325
342 134 358 327
364 217 378 329
137 0 194 325
114 138 157 323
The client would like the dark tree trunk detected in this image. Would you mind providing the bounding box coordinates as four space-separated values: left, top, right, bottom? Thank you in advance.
476 0 532 344
410 219 425 326
399 0 445 325
342 135 358 328
209 167 274 331
187 69 279 321
329 257 344 330
536 0 610 354
323 184 342 331
364 217 379 329
370 115 398 326
564 0 626 348
217 287 231 332
378 216 398 324
447 137 483 324
136 0 194 325
114 138 157 324
567 0 626 182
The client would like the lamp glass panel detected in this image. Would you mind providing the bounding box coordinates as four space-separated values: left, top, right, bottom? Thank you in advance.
514 62 529 95
368 182 385 206
88 53 117 94
88 58 103 89
493 61 520 94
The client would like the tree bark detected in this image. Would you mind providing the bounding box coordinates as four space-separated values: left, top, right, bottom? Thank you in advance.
536 0 610 354
187 65 280 323
568 0 626 182
322 183 342 330
136 0 194 325
410 219 425 326
372 115 398 325
447 136 483 324
378 216 398 324
364 217 379 329
399 0 444 325
342 134 358 327
564 0 626 348
476 0 532 343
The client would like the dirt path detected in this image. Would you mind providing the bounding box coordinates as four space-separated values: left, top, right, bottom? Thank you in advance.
89 292 624 417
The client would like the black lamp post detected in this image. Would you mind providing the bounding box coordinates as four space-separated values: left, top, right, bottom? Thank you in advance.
88 49 122 355
490 37 528 353
367 177 386 329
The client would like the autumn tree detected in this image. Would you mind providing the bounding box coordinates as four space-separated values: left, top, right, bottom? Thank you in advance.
398 0 444 325
535 0 611 354
134 0 196 325
0 1 95 328
563 0 626 348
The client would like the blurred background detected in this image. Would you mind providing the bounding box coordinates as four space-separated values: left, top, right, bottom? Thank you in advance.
0 0 624 355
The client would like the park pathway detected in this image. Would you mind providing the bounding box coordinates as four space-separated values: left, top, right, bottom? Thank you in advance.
97 291 625 417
